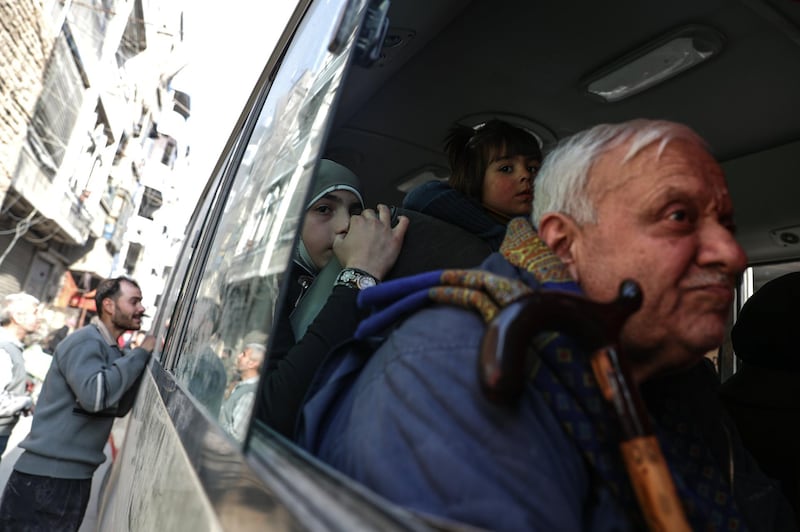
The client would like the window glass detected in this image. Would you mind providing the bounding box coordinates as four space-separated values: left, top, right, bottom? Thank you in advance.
145 128 236 363
171 0 360 441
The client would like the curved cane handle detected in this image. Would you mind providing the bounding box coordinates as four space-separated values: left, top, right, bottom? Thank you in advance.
479 280 641 404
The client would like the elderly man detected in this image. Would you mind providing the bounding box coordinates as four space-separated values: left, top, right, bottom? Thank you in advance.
0 293 38 458
298 120 795 531
0 277 155 531
220 330 267 441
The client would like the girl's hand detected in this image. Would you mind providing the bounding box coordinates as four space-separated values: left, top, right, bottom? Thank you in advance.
333 204 409 280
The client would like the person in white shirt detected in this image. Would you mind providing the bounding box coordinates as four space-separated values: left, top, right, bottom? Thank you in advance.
220 331 267 441
0 292 39 458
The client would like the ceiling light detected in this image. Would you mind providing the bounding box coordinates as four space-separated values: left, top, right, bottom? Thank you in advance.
584 25 725 102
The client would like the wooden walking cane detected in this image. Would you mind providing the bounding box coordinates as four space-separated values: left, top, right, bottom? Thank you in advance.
479 280 691 532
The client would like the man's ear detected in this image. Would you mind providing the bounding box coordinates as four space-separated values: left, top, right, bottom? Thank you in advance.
538 213 580 280
102 297 115 317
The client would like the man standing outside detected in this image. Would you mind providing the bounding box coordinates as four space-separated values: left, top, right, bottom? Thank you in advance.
220 331 267 442
0 277 155 531
0 293 39 458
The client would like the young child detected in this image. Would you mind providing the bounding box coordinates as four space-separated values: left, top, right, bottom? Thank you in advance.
403 119 542 249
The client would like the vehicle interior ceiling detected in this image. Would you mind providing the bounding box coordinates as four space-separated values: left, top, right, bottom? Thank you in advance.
324 0 800 275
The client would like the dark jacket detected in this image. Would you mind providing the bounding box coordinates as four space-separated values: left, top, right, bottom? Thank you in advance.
258 263 362 437
402 180 507 249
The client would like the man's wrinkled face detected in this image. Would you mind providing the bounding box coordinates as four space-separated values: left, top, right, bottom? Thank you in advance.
236 348 253 372
570 139 747 380
16 303 39 334
236 347 264 375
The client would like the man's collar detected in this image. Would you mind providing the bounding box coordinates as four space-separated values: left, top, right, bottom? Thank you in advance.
90 316 118 347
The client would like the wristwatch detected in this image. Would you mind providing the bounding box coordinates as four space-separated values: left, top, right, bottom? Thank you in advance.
334 268 378 290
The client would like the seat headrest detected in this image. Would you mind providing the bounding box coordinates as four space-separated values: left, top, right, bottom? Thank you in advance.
386 209 493 279
732 271 800 371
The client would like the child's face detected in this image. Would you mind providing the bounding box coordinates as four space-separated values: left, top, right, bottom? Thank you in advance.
301 190 362 270
481 152 540 218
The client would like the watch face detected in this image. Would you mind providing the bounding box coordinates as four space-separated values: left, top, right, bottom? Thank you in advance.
357 275 377 289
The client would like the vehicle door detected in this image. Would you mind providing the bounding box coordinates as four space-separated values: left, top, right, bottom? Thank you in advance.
97 1 430 530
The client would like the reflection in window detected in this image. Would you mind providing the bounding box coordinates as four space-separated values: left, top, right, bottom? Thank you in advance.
138 186 163 219
219 330 267 441
123 242 142 274
177 297 227 418
161 141 177 167
170 0 358 443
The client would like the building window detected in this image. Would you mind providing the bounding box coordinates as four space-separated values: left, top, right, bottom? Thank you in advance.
161 141 177 167
124 243 143 274
173 90 191 119
138 187 163 220
28 33 86 178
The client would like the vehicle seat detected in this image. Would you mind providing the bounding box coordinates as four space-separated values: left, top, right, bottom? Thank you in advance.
386 208 493 278
719 271 800 524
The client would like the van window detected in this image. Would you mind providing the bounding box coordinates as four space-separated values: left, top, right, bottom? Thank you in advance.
169 0 362 435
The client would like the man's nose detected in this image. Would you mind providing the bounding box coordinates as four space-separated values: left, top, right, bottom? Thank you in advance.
699 222 748 274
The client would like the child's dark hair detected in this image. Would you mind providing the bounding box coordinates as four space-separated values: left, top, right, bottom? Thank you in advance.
444 119 542 201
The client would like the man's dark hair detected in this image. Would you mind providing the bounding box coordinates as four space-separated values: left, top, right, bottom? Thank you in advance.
94 277 140 318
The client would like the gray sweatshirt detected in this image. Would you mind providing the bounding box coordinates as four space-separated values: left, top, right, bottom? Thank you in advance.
14 319 150 479
0 330 31 436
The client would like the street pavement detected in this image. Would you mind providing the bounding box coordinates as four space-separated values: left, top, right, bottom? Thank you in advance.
0 414 111 531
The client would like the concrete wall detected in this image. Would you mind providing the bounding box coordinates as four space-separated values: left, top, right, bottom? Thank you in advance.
0 1 55 202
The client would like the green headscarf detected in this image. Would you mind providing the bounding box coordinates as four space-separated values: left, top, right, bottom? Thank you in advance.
295 159 364 275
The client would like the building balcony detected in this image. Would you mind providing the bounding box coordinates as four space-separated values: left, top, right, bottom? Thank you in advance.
9 146 94 245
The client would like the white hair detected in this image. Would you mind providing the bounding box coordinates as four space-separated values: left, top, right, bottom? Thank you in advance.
0 292 39 326
532 119 708 227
